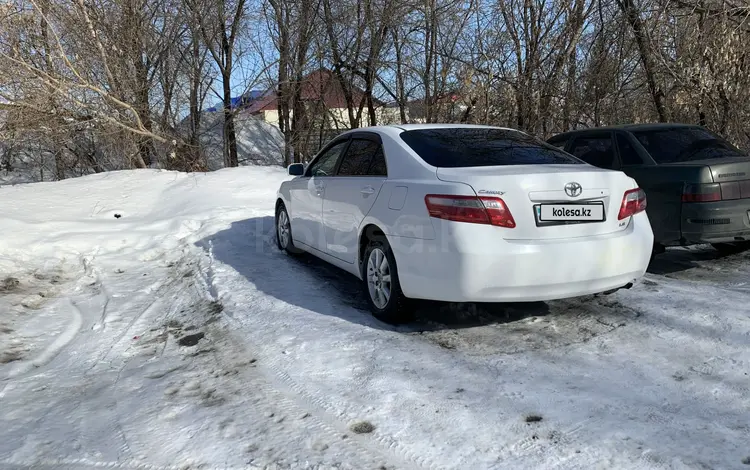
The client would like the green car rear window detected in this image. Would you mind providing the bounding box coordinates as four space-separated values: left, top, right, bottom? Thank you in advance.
632 127 745 163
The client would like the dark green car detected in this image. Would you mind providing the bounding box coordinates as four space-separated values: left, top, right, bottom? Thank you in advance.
547 124 750 255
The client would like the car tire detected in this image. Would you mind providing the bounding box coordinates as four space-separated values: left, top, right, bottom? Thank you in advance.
362 236 414 324
275 204 303 255
711 242 750 255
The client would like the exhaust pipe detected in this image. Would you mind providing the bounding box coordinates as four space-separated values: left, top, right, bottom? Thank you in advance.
602 282 634 295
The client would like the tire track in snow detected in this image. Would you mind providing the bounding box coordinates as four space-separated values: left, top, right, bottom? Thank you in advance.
19 255 196 465
72 248 377 469
92 259 193 368
195 246 441 470
3 298 83 381
86 260 198 465
205 320 398 469
0 457 223 469
135 257 398 469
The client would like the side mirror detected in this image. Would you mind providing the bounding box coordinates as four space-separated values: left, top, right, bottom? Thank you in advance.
287 163 305 176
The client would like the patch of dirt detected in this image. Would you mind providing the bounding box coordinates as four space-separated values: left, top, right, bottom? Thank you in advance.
0 350 24 364
434 338 456 350
349 421 375 434
410 297 637 356
207 300 223 315
1 277 20 292
178 332 205 347
525 414 543 423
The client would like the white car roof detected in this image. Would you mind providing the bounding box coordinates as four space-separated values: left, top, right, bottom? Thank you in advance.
350 123 520 133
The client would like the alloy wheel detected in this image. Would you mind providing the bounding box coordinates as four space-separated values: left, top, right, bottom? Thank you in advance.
277 209 291 249
366 247 391 309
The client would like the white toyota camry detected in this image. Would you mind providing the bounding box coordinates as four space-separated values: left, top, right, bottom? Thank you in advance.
275 124 654 323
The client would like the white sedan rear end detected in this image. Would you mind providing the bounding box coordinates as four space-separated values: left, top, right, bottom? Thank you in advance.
275 124 654 323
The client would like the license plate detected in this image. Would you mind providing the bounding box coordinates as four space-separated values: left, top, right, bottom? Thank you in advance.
538 203 605 222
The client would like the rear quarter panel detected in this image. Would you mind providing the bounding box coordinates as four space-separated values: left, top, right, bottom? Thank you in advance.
622 165 712 245
361 178 478 241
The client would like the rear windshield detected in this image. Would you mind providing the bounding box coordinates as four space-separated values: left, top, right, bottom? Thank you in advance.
632 127 745 163
399 128 584 168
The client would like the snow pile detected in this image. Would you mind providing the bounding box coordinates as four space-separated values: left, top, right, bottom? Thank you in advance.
0 167 289 261
1 167 750 469
199 111 285 170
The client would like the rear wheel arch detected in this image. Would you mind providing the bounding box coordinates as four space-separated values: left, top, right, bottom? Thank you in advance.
359 224 387 274
358 223 414 324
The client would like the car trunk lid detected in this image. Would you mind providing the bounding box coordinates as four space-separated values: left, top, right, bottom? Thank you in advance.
664 157 750 199
436 165 637 240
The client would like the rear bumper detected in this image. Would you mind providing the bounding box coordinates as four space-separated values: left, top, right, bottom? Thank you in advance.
681 200 750 244
389 213 653 303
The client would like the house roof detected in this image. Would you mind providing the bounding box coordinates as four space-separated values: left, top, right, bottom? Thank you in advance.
205 90 268 112
246 68 385 113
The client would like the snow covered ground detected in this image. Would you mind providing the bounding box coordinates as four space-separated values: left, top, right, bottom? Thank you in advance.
1 167 749 470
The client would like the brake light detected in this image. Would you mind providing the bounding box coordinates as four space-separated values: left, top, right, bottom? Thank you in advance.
682 183 722 202
618 188 648 220
424 194 516 228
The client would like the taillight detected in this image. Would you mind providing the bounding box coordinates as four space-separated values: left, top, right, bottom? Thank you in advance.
682 183 722 202
424 194 516 228
618 188 648 220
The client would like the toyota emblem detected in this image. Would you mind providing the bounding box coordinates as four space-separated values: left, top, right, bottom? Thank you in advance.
564 182 582 197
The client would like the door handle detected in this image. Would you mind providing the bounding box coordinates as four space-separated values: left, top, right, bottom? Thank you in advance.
360 186 375 195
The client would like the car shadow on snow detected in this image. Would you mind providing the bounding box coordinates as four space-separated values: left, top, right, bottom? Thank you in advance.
196 217 551 333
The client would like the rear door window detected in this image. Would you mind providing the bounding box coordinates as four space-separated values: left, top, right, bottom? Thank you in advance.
368 147 387 176
568 135 618 169
632 127 745 163
337 139 380 176
399 128 583 168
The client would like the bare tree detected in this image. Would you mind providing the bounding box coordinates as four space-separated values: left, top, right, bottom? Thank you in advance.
266 0 317 164
188 0 247 167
